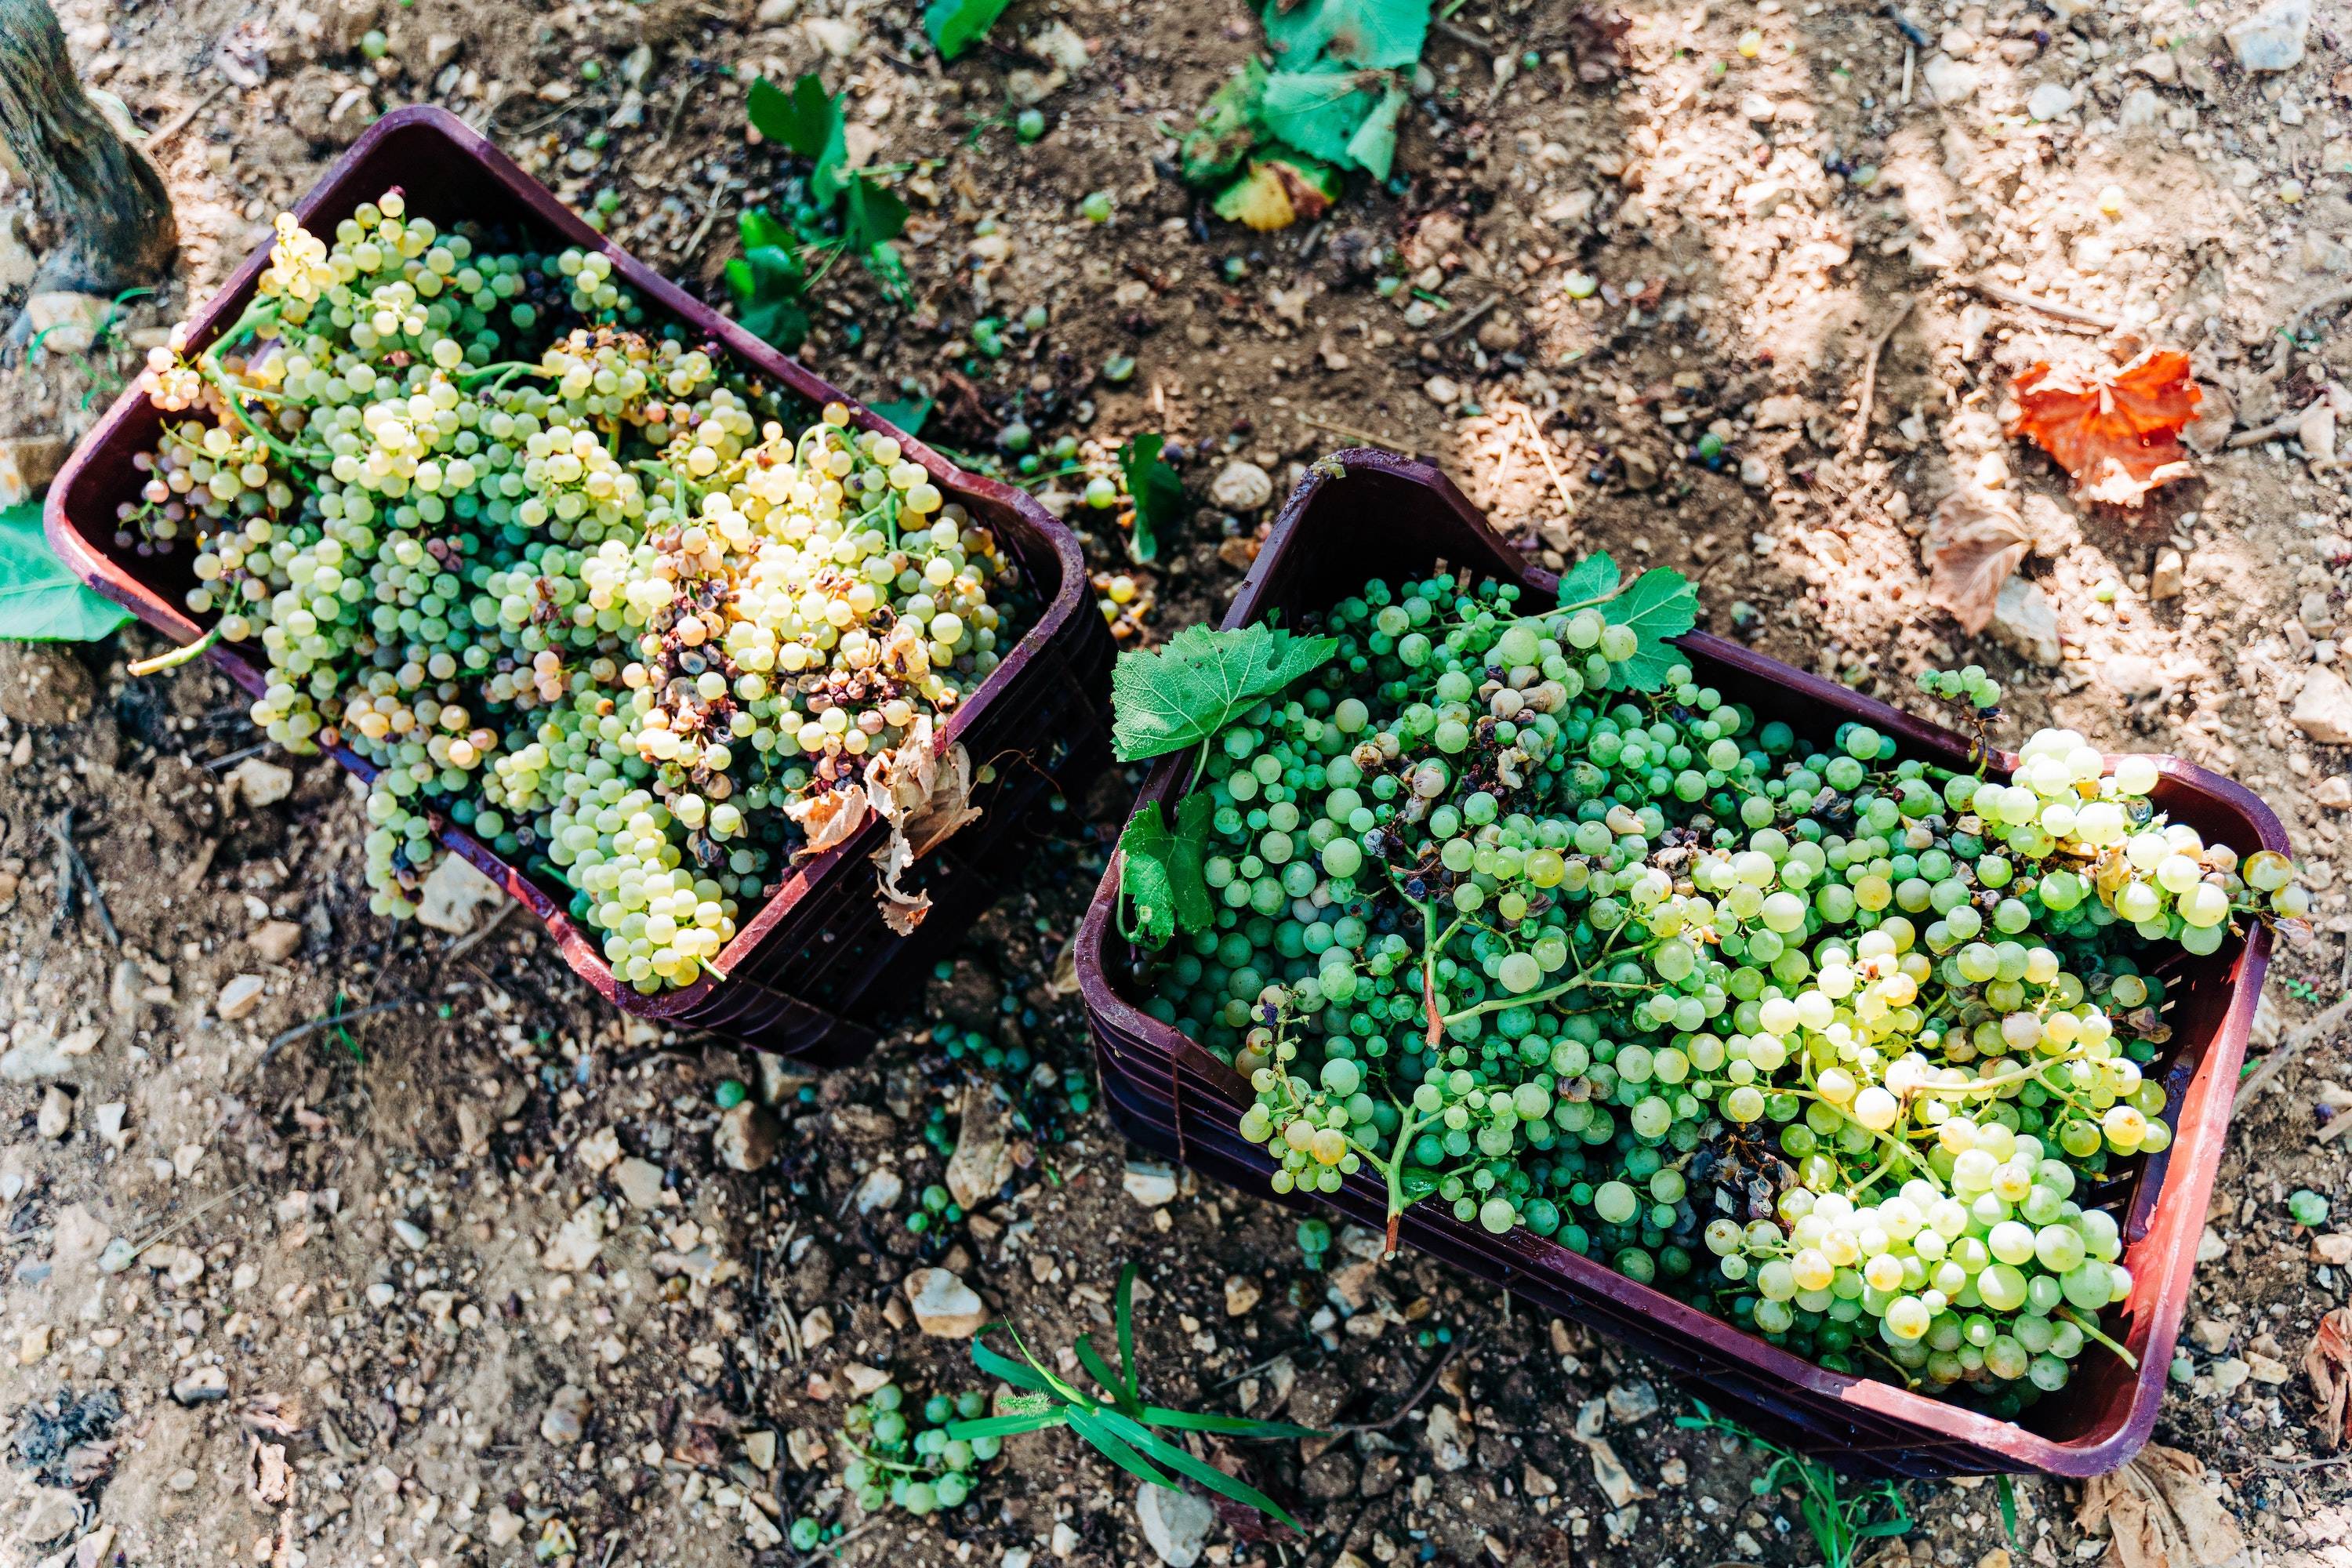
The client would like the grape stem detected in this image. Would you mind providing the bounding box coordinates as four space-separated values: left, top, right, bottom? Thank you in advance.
128 624 220 677
2056 1306 2139 1370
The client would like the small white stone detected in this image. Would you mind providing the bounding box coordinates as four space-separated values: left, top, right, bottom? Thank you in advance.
613 1156 668 1210
2027 82 2075 122
1922 54 1980 104
1122 1161 1179 1207
853 1168 904 1214
2293 666 2352 746
36 1087 71 1139
1421 375 1461 407
223 757 295 810
415 854 502 935
1208 460 1273 513
575 1126 622 1174
906 1268 988 1338
216 974 267 1021
1135 1483 1216 1568
2227 0 2310 71
392 1218 428 1250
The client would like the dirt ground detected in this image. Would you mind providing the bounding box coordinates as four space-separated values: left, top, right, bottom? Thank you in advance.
2 0 2351 1565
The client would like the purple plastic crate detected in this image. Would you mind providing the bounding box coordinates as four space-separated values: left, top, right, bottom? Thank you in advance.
1076 449 2283 1477
45 106 1112 1062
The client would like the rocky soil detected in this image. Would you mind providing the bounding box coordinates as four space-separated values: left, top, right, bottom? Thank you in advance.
3 0 2352 1566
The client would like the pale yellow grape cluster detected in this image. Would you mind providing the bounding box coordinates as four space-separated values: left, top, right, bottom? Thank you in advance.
123 193 1031 980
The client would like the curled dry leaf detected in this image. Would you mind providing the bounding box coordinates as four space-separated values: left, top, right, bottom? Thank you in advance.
2008 350 2201 508
2307 1306 2352 1450
786 783 869 856
2076 1443 2245 1568
1926 493 2033 635
943 1083 1014 1209
868 728 981 935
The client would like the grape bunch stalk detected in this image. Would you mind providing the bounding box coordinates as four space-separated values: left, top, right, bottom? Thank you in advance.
121 193 1030 990
1117 568 2308 1414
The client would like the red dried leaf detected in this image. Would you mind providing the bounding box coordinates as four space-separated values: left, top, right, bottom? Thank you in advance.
2008 350 2201 508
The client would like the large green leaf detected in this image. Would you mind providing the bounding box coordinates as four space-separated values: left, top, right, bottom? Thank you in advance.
1167 790 1215 934
748 74 847 198
1260 66 1386 168
1262 0 1432 68
1117 801 1181 947
1555 550 1621 607
724 212 813 353
1604 567 1698 691
1119 432 1185 564
924 0 1016 60
843 176 909 252
1344 81 1409 181
1180 60 1270 186
1110 622 1341 762
0 502 132 644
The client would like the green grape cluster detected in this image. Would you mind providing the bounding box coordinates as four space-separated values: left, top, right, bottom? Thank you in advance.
1136 568 2308 1415
122 193 1030 989
838 1381 1000 1516
1918 665 2003 712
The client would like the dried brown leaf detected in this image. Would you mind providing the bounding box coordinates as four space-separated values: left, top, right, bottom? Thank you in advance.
786 785 868 856
2077 1443 2245 1568
1926 494 2032 634
2307 1307 2352 1450
943 1084 1014 1209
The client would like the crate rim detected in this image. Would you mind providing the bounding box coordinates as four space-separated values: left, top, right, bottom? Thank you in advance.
44 103 1096 1025
1075 446 2286 1478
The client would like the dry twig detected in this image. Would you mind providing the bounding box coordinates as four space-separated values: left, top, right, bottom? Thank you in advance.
1965 277 2121 331
1847 296 1915 456
2234 991 2352 1112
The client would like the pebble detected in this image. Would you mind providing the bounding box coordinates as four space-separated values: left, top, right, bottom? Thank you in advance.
2292 666 2352 746
93 1102 128 1152
2119 89 2162 129
1134 1483 1216 1568
1421 375 1461 407
1122 1161 1178 1207
392 1218 428 1250
1208 460 1273 513
249 920 303 964
224 757 294 810
2104 654 2163 698
804 16 860 56
2248 1351 2292 1385
1425 1404 1473 1471
109 959 142 1019
575 1126 622 1174
2316 776 2352 809
541 1203 608 1272
1605 1379 1658 1424
18 1324 50 1364
2227 0 2310 71
906 1268 987 1338
744 1430 777 1472
1991 578 2062 667
540 1384 590 1444
1753 393 1809 430
613 1156 668 1210
2129 50 2179 84
753 0 797 20
2026 82 2074 122
21 292 110 354
171 1365 230 1405
37 1087 71 1139
415 854 501 935
1922 54 1980 103
714 1102 782 1172
1051 1522 1082 1559
20 1487 78 1544
2150 548 2185 601
1224 1276 1262 1316
852 1168 904 1214
1738 456 1769 487
215 975 266 1022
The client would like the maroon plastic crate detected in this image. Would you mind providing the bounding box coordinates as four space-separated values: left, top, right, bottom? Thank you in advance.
45 106 1112 1062
1076 449 2285 1478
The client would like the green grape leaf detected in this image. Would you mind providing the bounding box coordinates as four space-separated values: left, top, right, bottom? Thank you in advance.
1111 622 1340 762
1168 789 1216 934
1343 81 1409 182
1117 802 1179 947
872 395 932 437
1180 60 1270 186
1603 567 1698 691
924 0 1016 60
1119 432 1186 564
748 75 848 199
1555 550 1621 606
843 176 909 252
725 214 813 351
1262 0 1432 69
0 502 133 644
1260 66 1387 169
